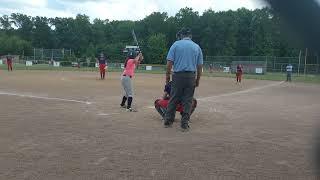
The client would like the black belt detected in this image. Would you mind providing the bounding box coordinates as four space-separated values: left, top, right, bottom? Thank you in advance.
174 71 195 74
123 74 132 78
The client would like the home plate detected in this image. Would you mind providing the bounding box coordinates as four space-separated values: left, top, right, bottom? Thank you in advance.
98 113 110 116
97 113 120 116
146 106 154 109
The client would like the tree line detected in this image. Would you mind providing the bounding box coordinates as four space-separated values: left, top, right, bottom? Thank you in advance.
0 7 302 64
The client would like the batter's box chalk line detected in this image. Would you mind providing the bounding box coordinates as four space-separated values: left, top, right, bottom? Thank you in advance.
0 91 94 105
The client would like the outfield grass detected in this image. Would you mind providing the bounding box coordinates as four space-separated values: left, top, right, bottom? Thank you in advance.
1 64 320 84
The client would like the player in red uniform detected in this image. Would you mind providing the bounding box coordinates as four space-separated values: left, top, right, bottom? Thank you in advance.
97 52 107 79
154 81 197 119
236 64 243 83
6 55 13 71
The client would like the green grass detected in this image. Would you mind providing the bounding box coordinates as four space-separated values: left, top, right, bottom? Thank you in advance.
1 64 320 84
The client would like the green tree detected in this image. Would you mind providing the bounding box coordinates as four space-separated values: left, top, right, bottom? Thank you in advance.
0 34 32 55
51 17 74 49
234 8 253 56
10 13 33 41
0 15 13 32
32 16 52 48
145 33 168 64
143 12 168 36
175 7 201 43
92 18 113 46
0 7 304 62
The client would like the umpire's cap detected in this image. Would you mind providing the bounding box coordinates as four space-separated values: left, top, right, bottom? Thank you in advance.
179 27 192 36
127 49 137 59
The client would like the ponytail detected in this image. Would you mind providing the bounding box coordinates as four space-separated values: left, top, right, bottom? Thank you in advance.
124 57 129 68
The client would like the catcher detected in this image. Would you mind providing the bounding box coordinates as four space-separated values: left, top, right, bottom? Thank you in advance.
154 81 197 119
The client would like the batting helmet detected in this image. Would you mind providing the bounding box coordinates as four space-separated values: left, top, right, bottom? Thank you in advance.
127 50 137 59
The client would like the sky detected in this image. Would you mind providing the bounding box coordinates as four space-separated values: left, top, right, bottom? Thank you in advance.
0 0 269 20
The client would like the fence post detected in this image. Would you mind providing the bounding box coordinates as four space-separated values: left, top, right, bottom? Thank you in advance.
273 56 275 72
265 56 268 73
317 53 319 74
298 50 302 76
33 48 35 61
304 48 308 76
41 48 44 61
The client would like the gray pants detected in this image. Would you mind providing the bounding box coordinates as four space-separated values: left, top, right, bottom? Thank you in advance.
165 72 196 125
287 72 292 82
121 76 133 97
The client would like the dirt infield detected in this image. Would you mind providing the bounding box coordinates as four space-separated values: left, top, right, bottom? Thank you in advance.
0 70 319 180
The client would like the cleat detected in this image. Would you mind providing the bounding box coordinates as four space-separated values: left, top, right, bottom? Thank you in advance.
126 108 137 112
164 120 173 128
181 123 190 132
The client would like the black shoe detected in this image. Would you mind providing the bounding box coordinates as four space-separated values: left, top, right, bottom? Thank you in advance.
181 123 190 132
164 120 173 128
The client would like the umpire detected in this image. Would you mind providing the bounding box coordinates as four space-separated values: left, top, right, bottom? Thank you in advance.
164 27 203 131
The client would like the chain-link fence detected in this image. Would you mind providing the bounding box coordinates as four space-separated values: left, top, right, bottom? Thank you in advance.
34 48 72 60
205 56 320 75
19 48 73 63
0 58 167 72
2 54 319 75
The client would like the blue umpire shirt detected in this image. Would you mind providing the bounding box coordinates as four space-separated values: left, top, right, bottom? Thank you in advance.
167 37 203 72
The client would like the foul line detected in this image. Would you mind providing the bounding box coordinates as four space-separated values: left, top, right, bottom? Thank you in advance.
198 81 284 102
0 91 93 105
